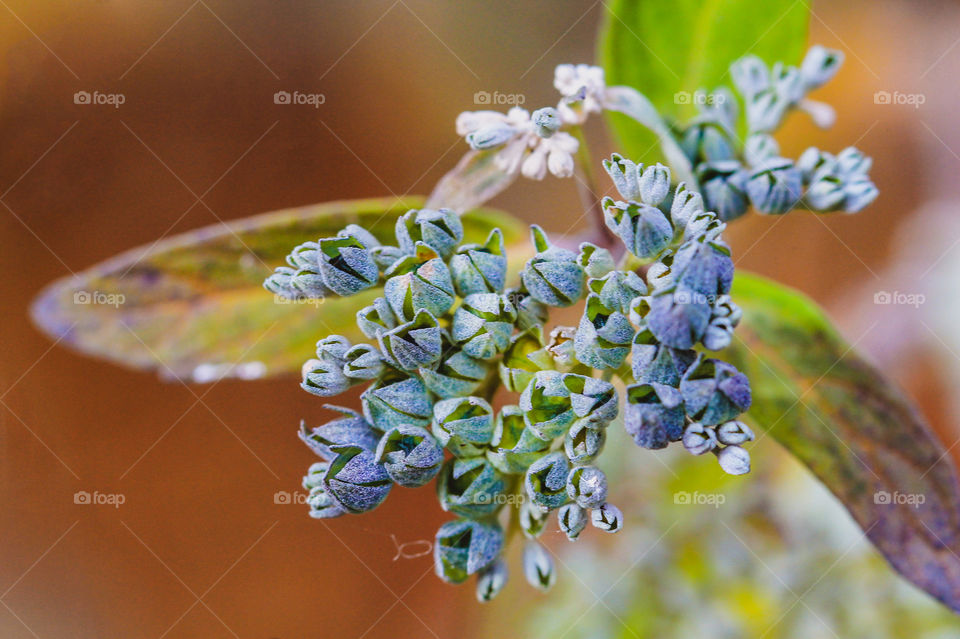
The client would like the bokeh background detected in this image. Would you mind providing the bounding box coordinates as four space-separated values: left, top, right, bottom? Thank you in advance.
4 1 960 637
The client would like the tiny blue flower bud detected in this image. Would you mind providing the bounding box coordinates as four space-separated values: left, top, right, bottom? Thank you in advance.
499 328 554 393
631 329 697 386
306 484 346 519
434 518 503 584
505 286 550 330
564 420 606 465
806 175 847 211
628 295 652 327
432 396 496 458
744 134 780 167
589 270 647 315
421 348 491 399
437 457 507 517
697 161 750 222
602 153 641 200
524 451 570 511
395 208 464 258
590 502 623 533
302 461 329 490
476 558 509 602
670 182 705 230
577 243 615 279
558 503 588 540
574 294 634 370
566 466 608 509
519 499 549 539
378 309 443 372
383 243 456 322
602 198 673 259
717 444 751 475
323 445 392 514
681 123 736 163
520 371 575 440
523 541 556 591
342 343 384 380
745 88 789 133
730 55 769 99
338 224 380 249
302 357 353 397
487 405 551 474
356 297 398 340
545 327 580 373
746 158 804 215
680 358 752 425
672 236 734 296
638 162 671 206
291 266 330 299
362 374 434 431
772 62 805 104
521 226 586 307
682 422 718 456
645 288 712 350
563 374 618 426
264 266 306 299
716 420 755 446
466 125 517 150
842 177 878 213
452 293 518 359
317 236 379 296
835 146 872 178
800 45 843 90
375 425 444 487
450 228 507 296
624 383 685 449
532 107 561 138
369 245 405 272
299 405 380 460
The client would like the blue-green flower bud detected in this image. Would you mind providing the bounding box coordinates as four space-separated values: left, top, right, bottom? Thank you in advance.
487 405 551 474
564 420 606 465
301 355 353 397
369 245 405 272
356 297 398 339
574 293 634 370
682 422 718 456
396 208 464 258
505 286 550 330
306 484 346 519
730 55 769 100
476 558 509 602
286 241 320 270
302 461 328 490
524 451 570 510
800 45 843 90
421 348 490 399
602 153 641 200
375 424 443 487
645 251 674 292
680 358 752 425
577 243 615 279
589 270 647 315
835 146 872 178
545 327 580 373
717 444 751 475
631 329 697 386
624 383 685 449
558 503 588 540
323 444 392 513
264 266 306 299
521 226 586 307
681 122 736 163
317 236 379 296
520 371 575 440
566 466 607 509
434 518 503 584
716 420 755 446
746 158 803 215
291 266 330 299
432 396 496 458
519 499 549 539
437 457 507 517
523 541 556 591
772 62 805 104
383 243 456 322
670 182 705 230
672 236 734 297
645 287 712 350
452 293 517 359
563 374 618 426
697 161 749 222
745 88 789 133
628 295 652 327
378 309 443 371
601 198 673 259
499 328 553 393
703 295 741 351
338 224 380 249
342 343 384 380
450 228 507 296
638 162 671 206
299 405 380 460
744 134 780 167
362 373 433 430
806 175 846 211
467 125 516 150
842 177 878 213
532 107 561 138
590 502 623 533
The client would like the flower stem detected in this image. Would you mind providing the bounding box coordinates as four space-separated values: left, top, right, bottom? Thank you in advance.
570 125 617 251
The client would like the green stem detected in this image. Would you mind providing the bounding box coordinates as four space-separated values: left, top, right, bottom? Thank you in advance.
570 125 617 250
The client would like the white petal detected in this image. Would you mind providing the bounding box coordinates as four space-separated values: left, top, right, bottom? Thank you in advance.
799 99 836 129
547 150 575 178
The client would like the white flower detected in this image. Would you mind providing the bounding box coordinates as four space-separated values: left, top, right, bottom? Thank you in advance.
554 64 608 124
457 106 578 180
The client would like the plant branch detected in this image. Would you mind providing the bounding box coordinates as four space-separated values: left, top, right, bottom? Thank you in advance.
570 125 617 251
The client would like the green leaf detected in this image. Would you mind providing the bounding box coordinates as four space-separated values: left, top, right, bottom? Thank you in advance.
31 196 528 383
729 272 960 613
599 0 809 163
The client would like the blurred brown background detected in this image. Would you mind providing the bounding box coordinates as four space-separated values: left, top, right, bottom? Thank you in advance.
3 1 960 637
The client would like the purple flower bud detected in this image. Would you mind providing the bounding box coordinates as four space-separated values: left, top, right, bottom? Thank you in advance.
680 358 752 425
624 383 685 449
